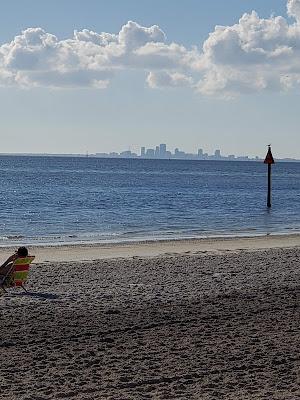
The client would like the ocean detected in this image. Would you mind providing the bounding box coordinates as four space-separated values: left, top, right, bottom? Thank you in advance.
0 156 299 246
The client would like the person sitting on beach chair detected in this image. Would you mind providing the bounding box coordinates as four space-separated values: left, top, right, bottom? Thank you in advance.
0 247 34 291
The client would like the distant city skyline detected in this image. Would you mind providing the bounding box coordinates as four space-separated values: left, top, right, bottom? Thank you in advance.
2 143 300 162
90 144 298 162
95 144 258 161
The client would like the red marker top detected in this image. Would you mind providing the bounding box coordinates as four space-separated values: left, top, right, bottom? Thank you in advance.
264 147 275 164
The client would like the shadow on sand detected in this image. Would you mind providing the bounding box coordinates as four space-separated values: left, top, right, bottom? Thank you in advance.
10 292 59 300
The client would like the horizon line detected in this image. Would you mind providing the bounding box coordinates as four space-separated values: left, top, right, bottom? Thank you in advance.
0 152 299 163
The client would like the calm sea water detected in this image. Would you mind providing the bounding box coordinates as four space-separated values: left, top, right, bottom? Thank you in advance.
0 156 299 246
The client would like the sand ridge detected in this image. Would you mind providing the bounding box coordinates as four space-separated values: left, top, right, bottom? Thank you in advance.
0 247 299 399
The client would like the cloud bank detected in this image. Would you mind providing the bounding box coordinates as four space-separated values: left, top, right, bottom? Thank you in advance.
1 0 300 96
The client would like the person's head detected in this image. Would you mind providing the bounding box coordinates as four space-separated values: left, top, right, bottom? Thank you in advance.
17 247 28 257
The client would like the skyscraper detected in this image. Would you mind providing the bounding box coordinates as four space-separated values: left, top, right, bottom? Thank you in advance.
141 147 145 157
214 149 221 158
198 148 203 158
159 144 167 157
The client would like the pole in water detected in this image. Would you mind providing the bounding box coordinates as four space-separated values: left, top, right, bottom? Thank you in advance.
264 145 275 208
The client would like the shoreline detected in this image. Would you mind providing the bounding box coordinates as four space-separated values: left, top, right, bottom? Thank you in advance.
1 233 299 263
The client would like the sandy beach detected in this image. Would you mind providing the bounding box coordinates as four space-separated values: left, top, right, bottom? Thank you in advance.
0 235 299 399
1 233 300 262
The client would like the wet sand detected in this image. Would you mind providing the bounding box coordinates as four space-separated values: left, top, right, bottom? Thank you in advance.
0 242 300 399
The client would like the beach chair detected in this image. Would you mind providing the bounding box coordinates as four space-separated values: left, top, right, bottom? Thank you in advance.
0 256 35 293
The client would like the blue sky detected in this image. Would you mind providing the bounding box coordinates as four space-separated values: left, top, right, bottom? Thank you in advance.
0 1 287 44
0 0 299 158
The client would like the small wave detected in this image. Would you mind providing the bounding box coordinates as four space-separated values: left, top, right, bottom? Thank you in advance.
78 232 121 238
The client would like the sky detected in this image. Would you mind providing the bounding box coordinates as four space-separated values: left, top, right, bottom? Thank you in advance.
0 0 299 158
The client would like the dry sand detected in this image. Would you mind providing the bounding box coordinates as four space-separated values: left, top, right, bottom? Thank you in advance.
0 236 300 399
1 233 300 262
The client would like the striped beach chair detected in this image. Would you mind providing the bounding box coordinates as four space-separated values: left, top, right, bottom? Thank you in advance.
1 256 35 293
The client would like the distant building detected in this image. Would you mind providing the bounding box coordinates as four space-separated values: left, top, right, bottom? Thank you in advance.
95 153 109 158
198 149 203 158
141 147 145 157
120 151 133 158
174 148 186 158
155 146 160 157
214 149 221 158
146 149 155 157
159 144 167 157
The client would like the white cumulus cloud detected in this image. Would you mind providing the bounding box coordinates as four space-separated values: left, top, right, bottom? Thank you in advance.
0 0 300 96
196 0 300 96
287 0 300 20
147 71 193 88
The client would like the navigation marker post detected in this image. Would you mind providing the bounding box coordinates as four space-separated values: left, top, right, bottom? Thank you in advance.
264 145 275 208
